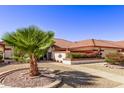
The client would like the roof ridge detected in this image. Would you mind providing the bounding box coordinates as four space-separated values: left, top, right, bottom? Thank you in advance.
74 39 93 43
116 40 124 42
95 39 122 47
54 38 73 43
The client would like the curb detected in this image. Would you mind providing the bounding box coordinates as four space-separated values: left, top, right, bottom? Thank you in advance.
42 77 62 88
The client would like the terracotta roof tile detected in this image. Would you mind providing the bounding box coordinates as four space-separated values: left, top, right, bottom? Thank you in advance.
115 41 124 48
71 39 123 49
54 38 73 48
54 38 123 49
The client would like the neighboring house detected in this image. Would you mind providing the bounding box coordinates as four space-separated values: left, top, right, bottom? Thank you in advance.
0 42 5 60
0 41 13 60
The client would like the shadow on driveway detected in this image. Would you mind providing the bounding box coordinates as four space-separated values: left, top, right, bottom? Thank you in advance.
57 71 101 88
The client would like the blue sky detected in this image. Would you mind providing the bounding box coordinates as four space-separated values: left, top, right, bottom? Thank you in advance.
0 5 124 41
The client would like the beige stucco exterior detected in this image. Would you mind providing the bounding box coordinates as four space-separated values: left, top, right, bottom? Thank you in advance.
52 51 66 62
101 48 118 58
4 50 12 59
0 47 4 52
52 48 119 64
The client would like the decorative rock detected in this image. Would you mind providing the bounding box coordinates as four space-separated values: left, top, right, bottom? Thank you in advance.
0 84 5 87
104 63 124 69
49 74 56 78
42 68 48 71
48 69 55 73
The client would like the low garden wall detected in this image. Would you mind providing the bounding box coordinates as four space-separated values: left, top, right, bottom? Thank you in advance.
63 59 104 65
62 53 104 65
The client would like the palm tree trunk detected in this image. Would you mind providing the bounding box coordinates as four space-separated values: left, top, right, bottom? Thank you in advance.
29 53 39 76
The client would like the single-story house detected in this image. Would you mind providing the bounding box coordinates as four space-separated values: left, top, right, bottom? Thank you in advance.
1 38 124 64
51 38 124 63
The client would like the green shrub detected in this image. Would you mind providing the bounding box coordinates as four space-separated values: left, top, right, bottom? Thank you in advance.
66 53 100 59
105 53 124 65
66 53 72 59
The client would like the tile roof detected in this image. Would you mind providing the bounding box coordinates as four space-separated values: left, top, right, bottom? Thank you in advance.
54 38 123 49
54 38 73 48
115 41 124 48
1 38 124 49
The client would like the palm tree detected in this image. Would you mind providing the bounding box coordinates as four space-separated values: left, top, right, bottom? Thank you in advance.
2 26 54 76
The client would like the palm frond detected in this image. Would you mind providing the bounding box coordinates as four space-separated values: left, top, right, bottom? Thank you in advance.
2 26 55 58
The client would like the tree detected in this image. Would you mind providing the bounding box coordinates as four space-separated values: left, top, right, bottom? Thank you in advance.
2 26 54 76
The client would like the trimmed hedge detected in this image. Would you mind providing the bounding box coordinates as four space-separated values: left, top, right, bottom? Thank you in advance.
66 53 101 59
105 53 124 65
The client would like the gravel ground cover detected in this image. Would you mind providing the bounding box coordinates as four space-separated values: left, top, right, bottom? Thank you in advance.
2 69 55 88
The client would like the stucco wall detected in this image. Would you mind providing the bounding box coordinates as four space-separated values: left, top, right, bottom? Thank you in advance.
101 48 118 57
0 47 4 52
52 52 66 62
4 50 12 58
52 48 119 63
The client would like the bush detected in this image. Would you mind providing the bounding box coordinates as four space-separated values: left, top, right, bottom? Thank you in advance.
66 53 100 59
105 53 124 65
